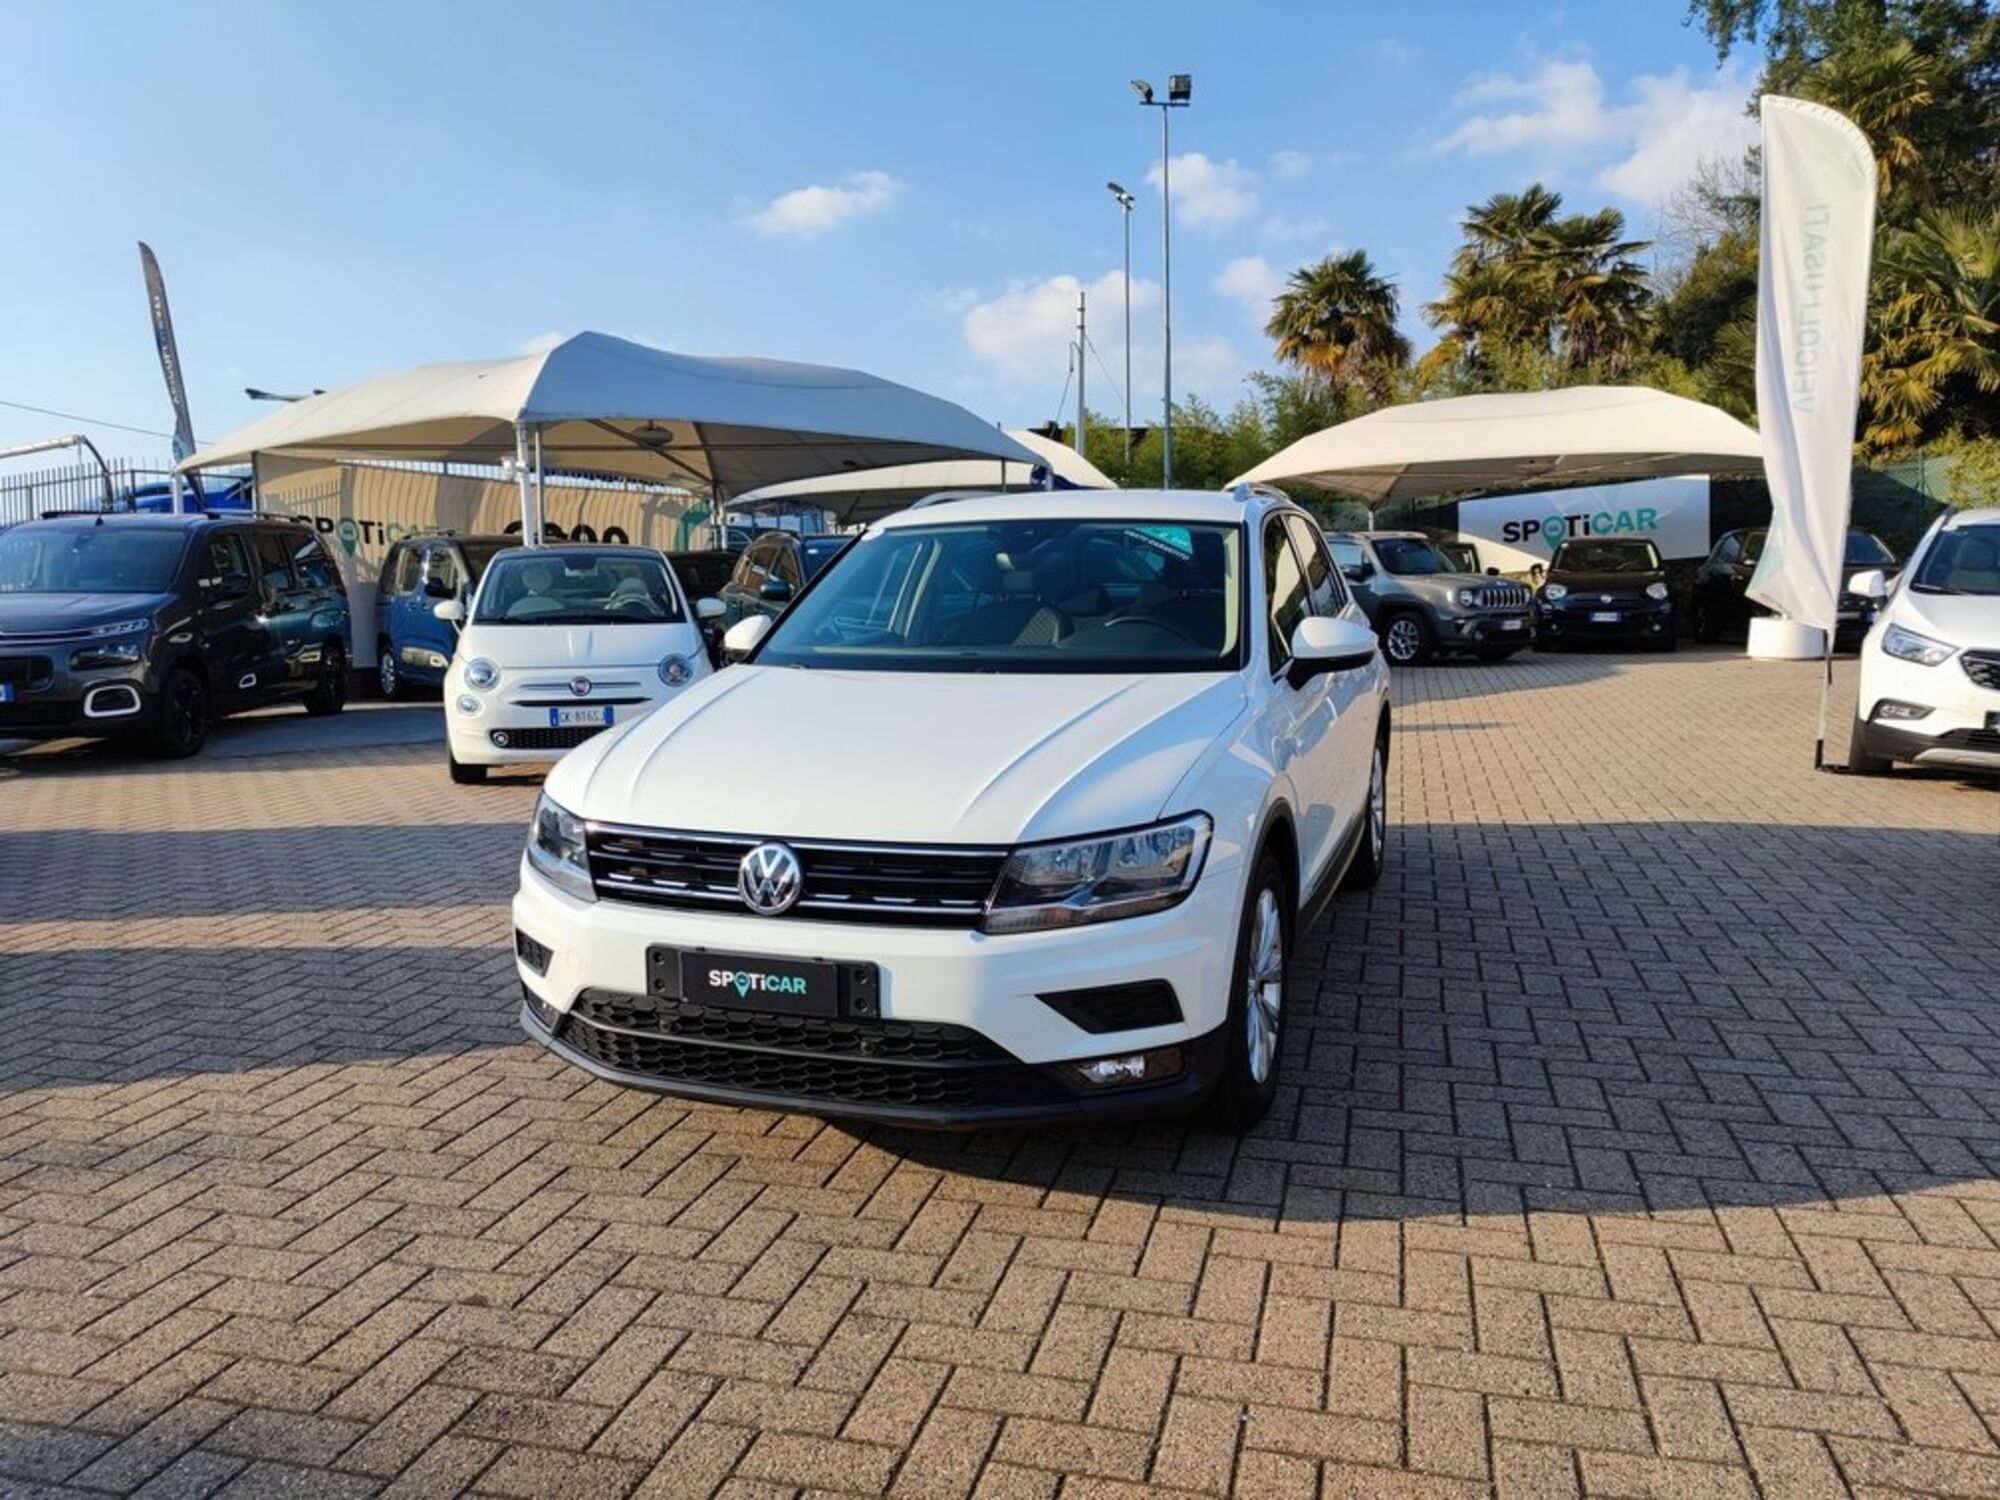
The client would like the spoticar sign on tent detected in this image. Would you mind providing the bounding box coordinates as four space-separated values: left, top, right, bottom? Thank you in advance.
1455 476 1712 575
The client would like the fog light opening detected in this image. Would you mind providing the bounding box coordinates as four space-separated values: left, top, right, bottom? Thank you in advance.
1066 1045 1184 1090
490 729 512 748
82 684 143 719
1874 700 1933 722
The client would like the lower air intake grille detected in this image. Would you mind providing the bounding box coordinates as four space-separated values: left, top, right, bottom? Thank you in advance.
493 725 607 751
1963 652 2000 692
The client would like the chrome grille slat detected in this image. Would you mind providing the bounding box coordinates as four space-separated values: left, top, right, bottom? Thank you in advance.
1963 652 2000 692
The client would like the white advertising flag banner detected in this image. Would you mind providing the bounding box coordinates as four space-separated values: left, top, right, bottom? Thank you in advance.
1748 95 1877 632
1456 477 1711 574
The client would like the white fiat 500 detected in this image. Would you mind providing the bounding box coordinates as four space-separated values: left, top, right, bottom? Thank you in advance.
1847 506 2000 775
512 490 1390 1130
439 545 721 784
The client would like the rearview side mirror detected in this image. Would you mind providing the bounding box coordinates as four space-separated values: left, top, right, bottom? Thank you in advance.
758 578 794 604
1287 615 1378 685
696 596 726 621
722 614 772 663
210 572 253 604
1529 563 1546 581
1340 563 1373 583
432 600 466 624
1849 568 1888 601
1485 566 1501 577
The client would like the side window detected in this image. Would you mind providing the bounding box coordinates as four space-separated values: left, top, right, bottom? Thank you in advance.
252 530 295 595
1263 516 1309 671
293 534 338 591
1716 534 1741 565
1285 515 1346 617
381 546 410 596
732 541 766 589
199 533 250 589
772 540 803 590
426 547 462 595
1326 536 1370 578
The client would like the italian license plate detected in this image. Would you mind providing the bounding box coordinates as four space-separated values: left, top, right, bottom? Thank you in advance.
1499 617 1525 631
550 704 610 728
676 948 841 1017
0 683 12 703
1590 611 1620 623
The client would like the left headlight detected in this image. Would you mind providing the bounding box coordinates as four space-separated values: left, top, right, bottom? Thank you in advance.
984 813 1211 934
464 657 500 690
1455 587 1478 608
70 619 150 669
1645 581 1670 601
527 794 595 901
659 654 693 687
1543 583 1569 601
1883 625 1955 666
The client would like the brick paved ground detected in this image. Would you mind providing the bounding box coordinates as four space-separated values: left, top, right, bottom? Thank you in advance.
2 651 1997 1498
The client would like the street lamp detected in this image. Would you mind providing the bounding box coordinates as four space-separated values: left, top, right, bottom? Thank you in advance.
1106 182 1136 462
1132 73 1191 487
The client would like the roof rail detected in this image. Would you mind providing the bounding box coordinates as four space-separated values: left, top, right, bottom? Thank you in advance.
906 489 1009 510
206 509 313 525
1228 481 1291 504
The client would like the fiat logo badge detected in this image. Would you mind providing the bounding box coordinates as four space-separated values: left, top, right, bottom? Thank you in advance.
738 842 803 916
569 676 591 697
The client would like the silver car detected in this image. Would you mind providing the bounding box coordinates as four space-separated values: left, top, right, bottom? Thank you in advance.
1323 530 1534 664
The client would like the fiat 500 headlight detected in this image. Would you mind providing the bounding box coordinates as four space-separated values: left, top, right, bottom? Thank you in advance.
1646 581 1670 601
464 657 500 690
659 654 693 687
1543 583 1569 601
527 794 594 901
1883 625 1955 666
984 813 1211 933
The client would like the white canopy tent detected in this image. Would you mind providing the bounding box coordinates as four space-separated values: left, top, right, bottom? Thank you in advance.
182 332 1041 539
733 428 1114 526
1228 386 1764 507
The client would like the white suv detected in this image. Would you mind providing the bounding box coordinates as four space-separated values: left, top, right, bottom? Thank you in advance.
512 490 1390 1129
437 545 721 784
1847 506 2000 776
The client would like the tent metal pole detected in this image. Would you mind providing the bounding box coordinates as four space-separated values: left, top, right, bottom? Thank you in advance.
533 428 546 541
514 422 534 546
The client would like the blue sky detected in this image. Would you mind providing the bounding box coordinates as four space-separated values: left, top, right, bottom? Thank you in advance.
0 1 1760 462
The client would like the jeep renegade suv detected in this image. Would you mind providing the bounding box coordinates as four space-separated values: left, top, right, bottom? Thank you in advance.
1323 530 1533 664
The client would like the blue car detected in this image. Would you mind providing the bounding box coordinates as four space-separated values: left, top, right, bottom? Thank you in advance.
374 533 511 697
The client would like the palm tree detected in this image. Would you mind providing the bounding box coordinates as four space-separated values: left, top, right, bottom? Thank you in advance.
1264 251 1411 399
1864 210 2000 450
1533 208 1654 371
1459 185 1563 266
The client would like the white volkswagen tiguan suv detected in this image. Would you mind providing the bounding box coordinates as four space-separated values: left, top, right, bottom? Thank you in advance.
1847 506 2000 775
513 489 1390 1129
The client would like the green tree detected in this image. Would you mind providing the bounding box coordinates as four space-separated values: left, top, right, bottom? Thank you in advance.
1264 251 1411 401
1864 209 2000 448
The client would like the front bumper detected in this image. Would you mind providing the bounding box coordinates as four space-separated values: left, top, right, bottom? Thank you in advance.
1536 599 1674 642
0 660 153 741
1434 610 1534 650
1854 717 2000 772
512 855 1242 1124
446 686 673 765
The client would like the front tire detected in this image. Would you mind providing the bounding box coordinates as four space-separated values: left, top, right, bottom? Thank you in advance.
378 646 405 700
1381 611 1434 666
148 667 209 758
1343 733 1389 892
1692 599 1719 644
304 643 348 716
1846 713 1893 775
448 748 488 785
1208 849 1290 1132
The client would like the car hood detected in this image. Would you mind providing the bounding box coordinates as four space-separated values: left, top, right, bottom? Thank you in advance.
1543 570 1664 593
1892 590 2000 651
0 591 178 637
1391 571 1489 600
554 666 1248 845
457 619 697 671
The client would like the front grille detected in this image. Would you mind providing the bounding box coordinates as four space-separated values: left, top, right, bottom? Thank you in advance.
0 700 79 729
512 697 649 709
552 988 1064 1111
587 824 1007 927
1963 652 2000 692
1930 728 2000 754
0 655 54 689
493 725 608 751
1470 583 1530 609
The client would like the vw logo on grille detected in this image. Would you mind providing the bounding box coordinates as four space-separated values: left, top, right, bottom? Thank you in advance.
738 842 803 916
569 676 592 697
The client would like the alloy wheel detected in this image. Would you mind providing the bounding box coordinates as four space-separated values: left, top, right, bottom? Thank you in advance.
1385 617 1422 663
170 677 204 750
1243 887 1284 1084
379 650 398 697
1368 744 1386 855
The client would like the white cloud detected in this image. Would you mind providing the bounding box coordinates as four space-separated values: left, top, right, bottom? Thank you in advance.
961 271 1159 389
1173 336 1248 402
1145 152 1258 229
1432 57 1756 204
1215 256 1283 329
1262 213 1334 243
926 286 979 315
1270 148 1313 181
744 169 903 238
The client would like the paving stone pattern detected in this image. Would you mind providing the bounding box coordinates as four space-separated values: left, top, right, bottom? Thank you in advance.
2 655 1997 1497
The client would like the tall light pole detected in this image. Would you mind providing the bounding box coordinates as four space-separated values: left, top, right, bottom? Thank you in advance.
1132 74 1191 487
1106 182 1135 462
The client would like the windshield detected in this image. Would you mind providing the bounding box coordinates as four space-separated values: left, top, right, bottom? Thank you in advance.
0 527 187 594
473 549 685 624
1550 539 1662 573
1372 538 1452 576
1742 530 1895 568
458 540 509 583
1909 525 2000 596
755 518 1243 674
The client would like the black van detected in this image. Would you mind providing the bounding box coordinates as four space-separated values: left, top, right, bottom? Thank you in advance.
0 512 351 757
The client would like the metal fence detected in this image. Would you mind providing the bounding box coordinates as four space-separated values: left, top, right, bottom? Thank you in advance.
0 455 181 528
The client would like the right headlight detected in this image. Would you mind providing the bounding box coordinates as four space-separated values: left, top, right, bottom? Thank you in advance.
1882 625 1955 666
526 794 594 901
984 813 1211 934
1543 583 1569 601
464 657 500 690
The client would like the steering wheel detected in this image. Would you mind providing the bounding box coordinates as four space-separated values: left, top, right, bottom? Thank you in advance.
1101 613 1194 645
606 596 657 618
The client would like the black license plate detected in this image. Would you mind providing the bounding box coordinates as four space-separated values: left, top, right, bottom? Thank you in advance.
674 948 842 1016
